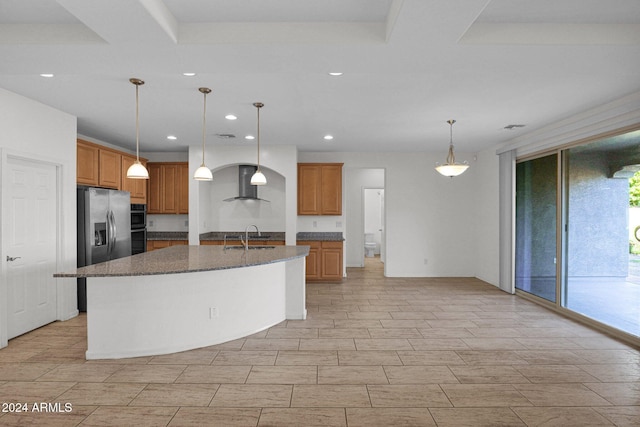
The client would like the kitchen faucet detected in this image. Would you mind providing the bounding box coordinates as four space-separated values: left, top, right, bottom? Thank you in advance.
243 224 260 251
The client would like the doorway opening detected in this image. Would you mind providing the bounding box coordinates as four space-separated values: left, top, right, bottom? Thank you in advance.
344 167 385 273
364 188 384 269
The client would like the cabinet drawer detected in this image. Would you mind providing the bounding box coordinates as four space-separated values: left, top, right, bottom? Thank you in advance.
321 241 343 249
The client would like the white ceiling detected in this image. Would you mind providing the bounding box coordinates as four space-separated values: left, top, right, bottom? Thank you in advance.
0 0 639 154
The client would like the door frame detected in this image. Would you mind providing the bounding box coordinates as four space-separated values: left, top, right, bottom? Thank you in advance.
0 148 64 348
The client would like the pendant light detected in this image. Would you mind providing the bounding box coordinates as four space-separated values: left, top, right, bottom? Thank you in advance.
193 87 213 181
435 119 469 177
250 102 267 185
126 78 150 179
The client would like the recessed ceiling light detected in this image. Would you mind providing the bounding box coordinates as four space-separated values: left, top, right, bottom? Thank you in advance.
40 73 54 78
225 114 237 120
245 135 255 140
167 135 177 140
324 135 334 140
182 72 196 77
328 72 343 76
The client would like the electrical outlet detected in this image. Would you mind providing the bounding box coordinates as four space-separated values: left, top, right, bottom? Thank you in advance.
424 258 428 265
149 220 154 227
313 221 317 228
336 221 342 228
209 307 218 319
185 220 189 227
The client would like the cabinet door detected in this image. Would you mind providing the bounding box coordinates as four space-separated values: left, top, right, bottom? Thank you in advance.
147 163 162 214
298 241 320 280
297 164 321 215
321 241 343 280
320 164 342 215
161 164 179 214
98 149 121 189
178 163 189 214
77 140 99 186
121 155 147 204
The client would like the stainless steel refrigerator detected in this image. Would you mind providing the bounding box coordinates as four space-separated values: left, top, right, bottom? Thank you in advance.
77 187 132 311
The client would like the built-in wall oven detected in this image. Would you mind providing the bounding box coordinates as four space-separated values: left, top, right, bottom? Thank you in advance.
131 203 147 255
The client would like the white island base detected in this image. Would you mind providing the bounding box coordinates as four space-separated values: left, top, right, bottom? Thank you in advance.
85 258 306 360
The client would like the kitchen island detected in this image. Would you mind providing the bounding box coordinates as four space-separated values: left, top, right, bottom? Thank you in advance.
55 245 309 359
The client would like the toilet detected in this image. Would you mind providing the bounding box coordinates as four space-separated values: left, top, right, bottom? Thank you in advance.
364 233 376 257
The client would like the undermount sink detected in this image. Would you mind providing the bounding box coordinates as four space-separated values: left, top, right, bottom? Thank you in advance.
225 245 276 250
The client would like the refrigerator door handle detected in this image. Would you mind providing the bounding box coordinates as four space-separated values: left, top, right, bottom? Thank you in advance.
111 210 118 253
106 211 112 256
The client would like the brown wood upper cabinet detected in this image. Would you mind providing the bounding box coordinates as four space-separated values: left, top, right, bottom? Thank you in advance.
76 140 100 186
77 139 147 204
297 163 343 215
147 162 189 214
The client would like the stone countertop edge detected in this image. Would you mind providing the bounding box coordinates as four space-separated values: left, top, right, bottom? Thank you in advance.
54 245 310 278
296 232 344 241
147 231 188 240
199 231 286 241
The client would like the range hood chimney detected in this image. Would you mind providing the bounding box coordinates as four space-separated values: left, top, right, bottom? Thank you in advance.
223 165 269 202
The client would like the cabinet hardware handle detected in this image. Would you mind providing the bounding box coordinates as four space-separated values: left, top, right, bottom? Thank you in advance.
6 256 21 262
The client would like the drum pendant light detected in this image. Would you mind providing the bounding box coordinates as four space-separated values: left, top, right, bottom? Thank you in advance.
193 87 213 181
250 102 267 185
435 119 469 177
126 78 150 179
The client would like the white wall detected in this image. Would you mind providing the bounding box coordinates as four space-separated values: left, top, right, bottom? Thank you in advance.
0 87 78 346
207 165 286 232
189 144 297 245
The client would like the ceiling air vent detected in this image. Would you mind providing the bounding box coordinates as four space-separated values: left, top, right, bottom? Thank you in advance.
216 133 236 139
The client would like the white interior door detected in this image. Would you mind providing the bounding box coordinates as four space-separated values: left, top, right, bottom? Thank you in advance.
4 156 58 339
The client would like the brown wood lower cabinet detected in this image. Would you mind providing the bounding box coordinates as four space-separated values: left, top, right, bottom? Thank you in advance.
297 240 343 282
147 240 188 252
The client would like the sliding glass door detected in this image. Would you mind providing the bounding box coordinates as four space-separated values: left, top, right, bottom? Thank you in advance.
562 134 640 337
515 129 640 339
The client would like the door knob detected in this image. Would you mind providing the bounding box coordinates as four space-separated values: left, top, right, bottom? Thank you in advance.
6 256 21 262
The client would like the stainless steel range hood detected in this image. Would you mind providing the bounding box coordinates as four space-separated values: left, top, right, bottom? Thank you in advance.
223 165 270 202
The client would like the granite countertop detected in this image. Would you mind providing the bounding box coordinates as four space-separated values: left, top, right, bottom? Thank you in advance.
147 231 188 240
55 245 309 278
296 232 344 241
199 231 285 241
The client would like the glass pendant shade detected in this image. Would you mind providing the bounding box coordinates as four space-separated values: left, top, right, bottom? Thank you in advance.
435 119 469 177
250 170 267 185
127 78 150 179
435 163 469 177
127 160 149 179
194 87 213 181
194 165 213 181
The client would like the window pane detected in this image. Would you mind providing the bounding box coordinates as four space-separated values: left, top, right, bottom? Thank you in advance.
515 154 557 302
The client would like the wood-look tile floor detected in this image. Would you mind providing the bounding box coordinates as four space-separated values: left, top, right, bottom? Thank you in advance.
1 257 639 426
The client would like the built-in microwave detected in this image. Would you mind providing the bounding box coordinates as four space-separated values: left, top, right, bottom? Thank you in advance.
131 204 146 230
